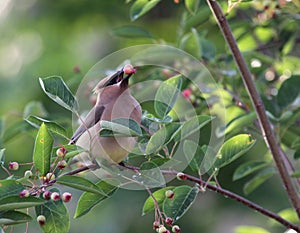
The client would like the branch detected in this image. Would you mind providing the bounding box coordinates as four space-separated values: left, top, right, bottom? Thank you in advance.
206 0 300 219
162 170 300 232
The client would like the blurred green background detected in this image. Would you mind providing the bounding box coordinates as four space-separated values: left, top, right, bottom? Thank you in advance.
0 0 298 233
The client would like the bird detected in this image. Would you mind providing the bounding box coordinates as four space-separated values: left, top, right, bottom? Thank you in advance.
69 64 142 165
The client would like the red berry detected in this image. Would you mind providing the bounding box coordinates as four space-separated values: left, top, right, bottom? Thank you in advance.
19 189 30 198
8 162 19 170
73 65 81 73
51 192 60 201
62 192 72 203
37 215 46 226
176 172 187 180
43 191 51 200
123 64 136 75
182 89 192 99
172 225 181 233
57 160 67 170
165 217 173 226
165 190 174 199
153 221 160 230
56 147 67 157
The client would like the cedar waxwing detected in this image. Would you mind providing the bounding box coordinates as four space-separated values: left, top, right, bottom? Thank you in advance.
70 64 142 164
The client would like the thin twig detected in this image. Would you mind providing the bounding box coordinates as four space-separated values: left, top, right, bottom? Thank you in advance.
162 170 300 232
206 0 300 219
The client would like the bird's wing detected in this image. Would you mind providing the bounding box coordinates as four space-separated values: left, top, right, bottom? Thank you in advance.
69 105 105 144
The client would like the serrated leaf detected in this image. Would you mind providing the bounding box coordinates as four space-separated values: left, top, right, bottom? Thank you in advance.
33 123 53 176
183 140 205 172
213 134 256 170
0 180 24 199
277 75 300 109
142 186 175 215
185 0 200 14
112 25 153 38
100 118 142 137
25 116 67 139
163 185 198 221
0 196 45 211
74 179 119 218
235 226 271 233
35 188 69 233
56 175 105 195
0 210 32 226
154 75 182 118
39 76 78 112
23 101 47 118
243 167 276 195
233 161 269 181
138 161 165 187
173 115 213 142
130 0 161 21
146 123 181 155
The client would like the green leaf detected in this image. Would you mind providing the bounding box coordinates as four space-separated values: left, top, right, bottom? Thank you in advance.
154 75 182 118
243 167 275 195
276 208 299 225
112 25 153 38
179 30 201 58
138 161 165 187
0 196 45 211
3 121 29 143
25 116 67 139
173 115 213 142
146 123 181 155
183 140 205 172
39 76 78 112
213 134 256 170
142 186 175 215
0 180 24 199
233 161 269 181
200 37 216 60
23 101 47 118
235 226 271 233
185 0 200 14
35 188 69 233
277 75 300 109
100 118 142 137
0 210 32 226
130 0 161 21
163 185 198 221
217 112 257 137
56 175 105 195
33 123 53 176
74 179 119 218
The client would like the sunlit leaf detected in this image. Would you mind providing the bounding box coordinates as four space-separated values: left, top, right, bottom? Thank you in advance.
74 179 119 218
233 161 269 181
0 196 45 211
35 188 69 233
0 148 5 166
57 175 105 195
271 208 299 226
163 185 198 222
0 210 32 226
154 75 182 118
146 123 181 154
130 0 161 21
33 123 53 176
213 134 256 170
25 115 68 139
185 0 200 15
112 25 153 38
142 186 175 215
39 76 78 112
243 167 276 195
